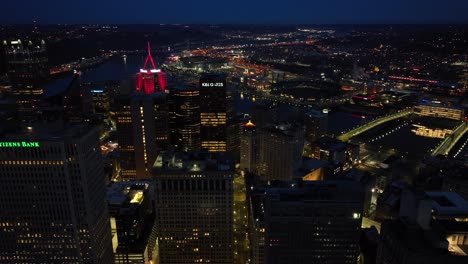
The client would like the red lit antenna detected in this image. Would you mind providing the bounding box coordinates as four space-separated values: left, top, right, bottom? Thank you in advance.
143 41 157 69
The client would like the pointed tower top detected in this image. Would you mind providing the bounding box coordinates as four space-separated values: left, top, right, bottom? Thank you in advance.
142 41 157 70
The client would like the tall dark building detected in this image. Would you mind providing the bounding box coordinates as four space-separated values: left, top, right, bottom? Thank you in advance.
256 123 304 181
115 94 135 178
131 92 170 179
304 109 328 143
3 39 48 118
240 120 257 173
115 92 170 180
199 74 227 152
24 73 93 131
169 84 201 152
264 180 363 264
153 151 234 264
0 125 114 263
107 182 158 264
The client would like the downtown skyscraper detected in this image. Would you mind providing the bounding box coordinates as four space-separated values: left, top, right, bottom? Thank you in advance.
0 125 114 263
153 151 234 264
116 43 170 179
199 74 228 152
3 39 49 120
169 84 201 152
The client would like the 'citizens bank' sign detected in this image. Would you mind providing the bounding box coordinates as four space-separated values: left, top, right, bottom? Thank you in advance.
0 141 40 148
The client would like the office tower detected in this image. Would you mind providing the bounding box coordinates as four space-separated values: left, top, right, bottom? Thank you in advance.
88 86 111 114
199 73 227 152
248 187 267 264
3 39 48 118
153 151 234 264
23 73 93 132
0 125 114 263
256 123 304 181
116 47 170 180
226 116 242 160
62 74 93 123
115 95 135 178
304 109 328 142
136 42 167 94
264 180 364 264
107 182 158 264
240 120 257 172
131 92 169 179
169 84 201 152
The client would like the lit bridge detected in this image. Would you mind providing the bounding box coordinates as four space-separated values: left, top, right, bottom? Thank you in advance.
431 122 468 156
337 108 413 142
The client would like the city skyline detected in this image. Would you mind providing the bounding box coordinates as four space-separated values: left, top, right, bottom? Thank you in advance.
0 2 467 262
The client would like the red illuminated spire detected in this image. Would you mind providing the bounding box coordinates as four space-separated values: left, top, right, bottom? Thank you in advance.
143 41 157 70
136 41 167 94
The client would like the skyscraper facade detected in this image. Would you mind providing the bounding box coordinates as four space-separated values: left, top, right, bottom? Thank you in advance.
256 123 304 181
199 74 227 152
169 84 201 152
115 95 135 178
304 109 328 143
264 180 363 264
240 120 257 172
0 125 114 263
153 151 234 264
131 92 170 179
107 182 158 264
3 39 48 119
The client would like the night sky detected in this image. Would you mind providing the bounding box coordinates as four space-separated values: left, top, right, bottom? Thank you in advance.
1 0 467 24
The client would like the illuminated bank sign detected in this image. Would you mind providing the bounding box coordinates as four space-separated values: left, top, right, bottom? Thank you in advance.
202 82 224 87
0 141 40 148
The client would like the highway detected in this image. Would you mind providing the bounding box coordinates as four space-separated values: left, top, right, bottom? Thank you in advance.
337 108 413 142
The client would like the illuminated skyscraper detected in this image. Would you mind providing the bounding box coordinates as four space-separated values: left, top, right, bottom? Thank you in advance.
153 151 234 264
3 39 48 119
0 125 114 263
136 42 167 94
116 43 171 180
131 92 170 179
199 74 227 152
169 84 201 152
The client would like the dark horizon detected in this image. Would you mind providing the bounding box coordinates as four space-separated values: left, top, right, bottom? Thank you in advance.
1 0 467 25
2 22 468 26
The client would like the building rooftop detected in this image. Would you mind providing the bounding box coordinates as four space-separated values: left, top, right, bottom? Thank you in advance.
426 192 468 217
107 181 152 216
267 180 362 203
262 122 303 138
315 136 346 152
383 218 450 254
153 151 234 172
1 124 96 142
